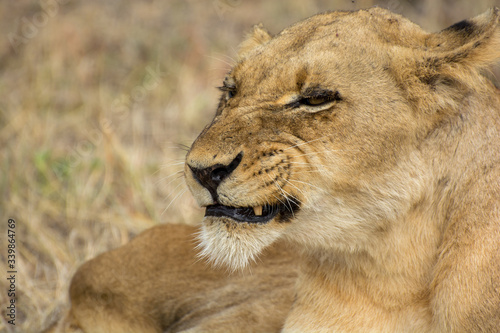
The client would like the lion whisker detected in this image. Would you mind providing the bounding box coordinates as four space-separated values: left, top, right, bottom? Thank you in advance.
283 136 332 151
162 178 187 203
155 170 185 187
159 160 186 168
292 149 360 158
265 174 300 217
161 188 188 217
287 178 325 192
206 53 237 67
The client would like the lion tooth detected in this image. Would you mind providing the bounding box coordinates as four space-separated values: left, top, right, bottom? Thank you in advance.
253 206 263 216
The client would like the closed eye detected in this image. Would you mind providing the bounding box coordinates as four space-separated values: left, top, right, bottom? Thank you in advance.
297 90 342 108
300 96 332 106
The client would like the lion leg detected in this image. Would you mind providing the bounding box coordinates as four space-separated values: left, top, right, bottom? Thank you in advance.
52 224 198 333
51 307 159 333
53 223 295 333
63 227 170 333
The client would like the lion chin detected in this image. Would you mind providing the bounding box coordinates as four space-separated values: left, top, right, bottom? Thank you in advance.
196 216 285 272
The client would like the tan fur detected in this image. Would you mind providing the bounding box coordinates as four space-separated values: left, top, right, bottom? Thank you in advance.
46 224 295 333
52 7 500 332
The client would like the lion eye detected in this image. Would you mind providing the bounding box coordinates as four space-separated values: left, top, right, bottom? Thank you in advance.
298 91 342 108
300 97 328 106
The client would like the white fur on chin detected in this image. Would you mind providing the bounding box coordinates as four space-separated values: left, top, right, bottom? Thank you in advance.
196 217 284 272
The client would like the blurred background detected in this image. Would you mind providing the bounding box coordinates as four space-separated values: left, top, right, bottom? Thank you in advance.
0 0 499 331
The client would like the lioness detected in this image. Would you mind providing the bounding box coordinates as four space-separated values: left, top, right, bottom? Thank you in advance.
52 7 500 333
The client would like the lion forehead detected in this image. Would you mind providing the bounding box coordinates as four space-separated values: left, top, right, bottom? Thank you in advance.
229 10 432 98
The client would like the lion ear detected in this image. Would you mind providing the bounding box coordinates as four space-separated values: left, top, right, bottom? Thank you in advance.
397 8 499 114
237 24 272 59
426 7 500 69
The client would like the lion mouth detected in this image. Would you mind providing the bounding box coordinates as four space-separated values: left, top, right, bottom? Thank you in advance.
205 201 299 223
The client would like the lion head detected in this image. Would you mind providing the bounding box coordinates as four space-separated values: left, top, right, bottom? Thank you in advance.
185 7 500 271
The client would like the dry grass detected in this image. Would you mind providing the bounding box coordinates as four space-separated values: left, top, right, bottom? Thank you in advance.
0 0 498 331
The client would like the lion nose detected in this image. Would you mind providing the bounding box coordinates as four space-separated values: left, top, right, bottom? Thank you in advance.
188 152 243 201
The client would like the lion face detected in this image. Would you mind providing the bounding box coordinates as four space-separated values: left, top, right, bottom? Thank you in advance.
184 8 494 270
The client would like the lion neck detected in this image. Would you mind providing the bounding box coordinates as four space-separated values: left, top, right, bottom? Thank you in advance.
285 88 500 331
